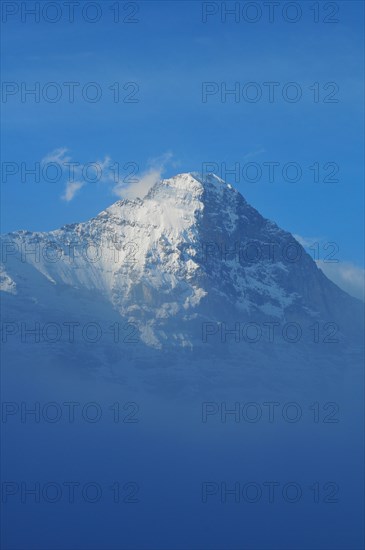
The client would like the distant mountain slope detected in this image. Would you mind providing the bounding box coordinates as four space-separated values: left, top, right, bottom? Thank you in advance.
1 172 363 393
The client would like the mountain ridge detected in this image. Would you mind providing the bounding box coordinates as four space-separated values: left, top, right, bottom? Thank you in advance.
1 172 363 352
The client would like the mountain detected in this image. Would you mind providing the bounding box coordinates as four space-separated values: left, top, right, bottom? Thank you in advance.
2 174 364 550
1 173 363 390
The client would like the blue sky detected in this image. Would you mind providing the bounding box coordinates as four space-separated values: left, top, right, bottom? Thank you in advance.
1 0 364 294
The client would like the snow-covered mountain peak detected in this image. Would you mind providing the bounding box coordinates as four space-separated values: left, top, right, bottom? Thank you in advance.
145 171 237 202
1 172 363 350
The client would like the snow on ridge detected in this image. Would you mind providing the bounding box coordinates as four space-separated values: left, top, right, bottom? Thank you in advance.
2 171 357 350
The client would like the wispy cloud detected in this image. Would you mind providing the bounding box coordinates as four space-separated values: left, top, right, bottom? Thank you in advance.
242 148 266 161
316 260 364 301
62 180 86 202
42 149 175 202
113 152 174 200
41 148 108 202
293 234 324 248
42 147 71 166
294 234 364 301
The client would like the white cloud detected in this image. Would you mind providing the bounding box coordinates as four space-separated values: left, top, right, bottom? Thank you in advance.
293 234 323 248
242 148 266 161
113 152 174 200
316 260 364 301
61 180 86 202
294 234 364 301
41 147 71 165
42 148 174 202
96 155 112 174
42 148 115 202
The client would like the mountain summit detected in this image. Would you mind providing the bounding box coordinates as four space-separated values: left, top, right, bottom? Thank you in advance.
1 173 363 379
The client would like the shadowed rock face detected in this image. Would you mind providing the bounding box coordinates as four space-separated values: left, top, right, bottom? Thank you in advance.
1 173 363 364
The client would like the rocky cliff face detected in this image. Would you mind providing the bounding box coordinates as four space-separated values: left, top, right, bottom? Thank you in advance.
1 173 363 389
